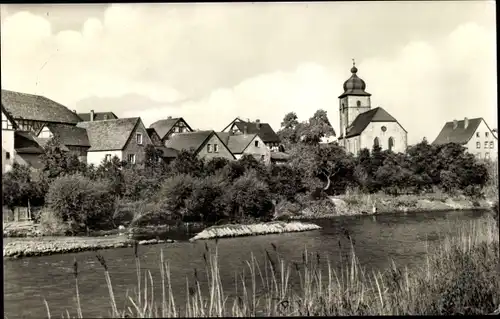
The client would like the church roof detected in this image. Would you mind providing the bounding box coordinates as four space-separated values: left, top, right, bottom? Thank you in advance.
338 64 371 99
339 107 403 139
432 118 485 145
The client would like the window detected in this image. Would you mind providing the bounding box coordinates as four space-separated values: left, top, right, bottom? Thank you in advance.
373 137 380 148
476 132 480 138
255 140 259 147
476 142 481 149
136 133 143 145
484 141 488 148
2 117 13 129
105 154 112 162
486 132 489 138
485 152 490 159
381 126 387 132
490 141 494 149
214 144 219 153
476 153 481 159
128 154 136 164
207 144 213 153
6 152 10 160
388 137 395 151
356 100 361 107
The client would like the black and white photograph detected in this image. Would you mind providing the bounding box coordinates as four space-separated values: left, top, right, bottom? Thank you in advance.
1 1 499 318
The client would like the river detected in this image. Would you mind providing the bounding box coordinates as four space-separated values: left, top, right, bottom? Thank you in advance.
3 209 489 318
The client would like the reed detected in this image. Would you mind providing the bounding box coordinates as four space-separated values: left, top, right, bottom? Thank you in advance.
47 216 499 317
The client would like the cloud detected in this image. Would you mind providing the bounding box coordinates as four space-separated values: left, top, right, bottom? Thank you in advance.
0 3 496 145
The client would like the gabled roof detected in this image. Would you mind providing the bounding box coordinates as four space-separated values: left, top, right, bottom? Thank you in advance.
1 89 82 124
338 107 405 139
164 130 213 153
217 132 258 154
146 128 164 146
14 131 45 154
223 118 281 144
149 117 192 140
77 117 140 151
432 118 484 145
77 112 118 122
42 123 90 147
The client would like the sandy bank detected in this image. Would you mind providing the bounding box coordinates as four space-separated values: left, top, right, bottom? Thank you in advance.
189 221 321 241
3 236 174 259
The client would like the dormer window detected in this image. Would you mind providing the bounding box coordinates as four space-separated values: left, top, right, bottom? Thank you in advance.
136 133 143 145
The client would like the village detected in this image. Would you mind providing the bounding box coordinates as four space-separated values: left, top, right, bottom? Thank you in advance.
2 63 497 175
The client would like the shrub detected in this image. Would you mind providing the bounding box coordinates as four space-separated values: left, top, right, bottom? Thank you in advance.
38 209 70 236
225 170 274 220
156 174 195 221
185 176 228 223
46 174 116 232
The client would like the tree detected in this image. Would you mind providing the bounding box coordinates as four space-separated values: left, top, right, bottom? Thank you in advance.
2 163 37 212
96 156 126 197
278 112 301 145
268 164 305 201
168 149 205 177
156 174 195 221
204 157 231 176
299 109 336 145
185 176 228 222
40 137 87 179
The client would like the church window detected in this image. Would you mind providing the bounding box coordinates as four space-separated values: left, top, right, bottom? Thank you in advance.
373 137 380 148
388 137 395 151
476 142 481 149
356 100 361 107
381 126 387 132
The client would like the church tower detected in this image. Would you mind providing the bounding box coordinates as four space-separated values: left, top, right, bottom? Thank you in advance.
338 60 372 142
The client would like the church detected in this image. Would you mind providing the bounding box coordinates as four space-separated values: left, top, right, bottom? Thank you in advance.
337 62 408 155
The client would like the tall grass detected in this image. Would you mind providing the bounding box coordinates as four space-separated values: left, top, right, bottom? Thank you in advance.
48 216 499 317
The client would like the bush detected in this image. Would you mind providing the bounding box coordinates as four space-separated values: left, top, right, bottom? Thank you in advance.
38 209 70 236
46 174 116 232
185 176 228 223
225 170 274 220
156 174 195 221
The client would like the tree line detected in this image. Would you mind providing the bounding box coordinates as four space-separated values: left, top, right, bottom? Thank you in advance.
2 109 493 234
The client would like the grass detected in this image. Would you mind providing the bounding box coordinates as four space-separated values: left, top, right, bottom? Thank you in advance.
46 215 499 317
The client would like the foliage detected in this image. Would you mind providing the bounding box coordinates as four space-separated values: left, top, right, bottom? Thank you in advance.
185 175 228 222
2 163 45 210
168 149 205 177
46 174 116 232
40 137 87 179
156 174 196 221
38 209 70 236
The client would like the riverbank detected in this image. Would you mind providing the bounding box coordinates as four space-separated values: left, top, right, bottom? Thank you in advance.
280 193 497 220
3 236 174 259
189 221 321 241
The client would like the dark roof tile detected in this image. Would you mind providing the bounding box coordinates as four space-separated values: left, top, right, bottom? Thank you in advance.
77 112 118 121
339 107 399 139
44 123 90 147
2 90 81 124
164 130 213 152
432 118 483 145
77 117 140 151
231 119 280 143
216 132 257 154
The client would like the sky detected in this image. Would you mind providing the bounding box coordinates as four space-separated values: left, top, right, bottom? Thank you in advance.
0 2 497 144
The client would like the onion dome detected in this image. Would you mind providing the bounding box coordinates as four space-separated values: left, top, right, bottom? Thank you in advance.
339 60 371 98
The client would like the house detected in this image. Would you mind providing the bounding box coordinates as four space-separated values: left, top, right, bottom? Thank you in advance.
216 132 270 163
145 127 179 163
149 116 193 144
164 130 236 161
36 123 90 163
77 110 118 121
336 62 408 155
432 117 498 160
2 89 83 172
221 118 281 151
77 117 153 166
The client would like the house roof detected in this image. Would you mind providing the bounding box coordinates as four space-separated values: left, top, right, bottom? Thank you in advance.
44 123 90 147
76 117 140 151
149 117 192 139
338 107 404 139
432 118 484 145
77 112 118 122
35 137 70 152
156 146 179 158
225 118 281 144
164 130 213 153
217 132 258 154
1 89 82 124
14 131 45 154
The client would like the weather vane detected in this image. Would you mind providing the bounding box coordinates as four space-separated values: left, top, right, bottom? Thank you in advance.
352 58 356 67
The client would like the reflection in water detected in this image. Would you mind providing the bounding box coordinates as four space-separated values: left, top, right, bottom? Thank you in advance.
3 209 489 319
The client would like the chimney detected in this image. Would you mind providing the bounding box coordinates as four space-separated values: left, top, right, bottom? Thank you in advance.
256 119 261 129
452 119 458 130
90 110 95 122
73 109 77 113
464 117 469 129
243 125 248 135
